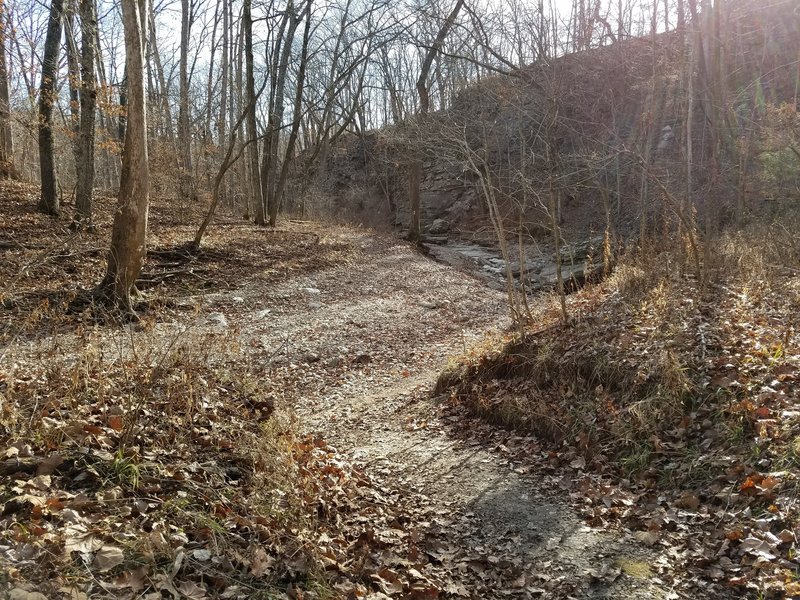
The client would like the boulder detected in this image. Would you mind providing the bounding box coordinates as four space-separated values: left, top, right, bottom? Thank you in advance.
428 218 450 234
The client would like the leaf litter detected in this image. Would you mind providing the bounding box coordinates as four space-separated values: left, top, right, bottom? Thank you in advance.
1 181 784 599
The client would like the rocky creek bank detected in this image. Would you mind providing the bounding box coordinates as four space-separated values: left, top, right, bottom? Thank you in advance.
421 227 606 293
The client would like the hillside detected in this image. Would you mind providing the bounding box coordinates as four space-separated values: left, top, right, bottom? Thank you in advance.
3 0 800 597
433 222 800 598
295 0 800 247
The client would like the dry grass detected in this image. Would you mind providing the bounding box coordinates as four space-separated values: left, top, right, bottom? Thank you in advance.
436 226 800 480
0 322 333 596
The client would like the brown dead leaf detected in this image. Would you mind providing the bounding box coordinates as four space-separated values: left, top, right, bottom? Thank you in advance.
634 530 660 546
371 567 404 595
408 583 440 599
64 526 104 554
110 568 148 593
177 580 207 599
675 492 700 510
249 545 274 577
36 454 64 475
8 589 48 600
93 545 125 572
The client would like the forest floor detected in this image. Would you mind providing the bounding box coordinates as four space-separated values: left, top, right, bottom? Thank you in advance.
0 182 784 599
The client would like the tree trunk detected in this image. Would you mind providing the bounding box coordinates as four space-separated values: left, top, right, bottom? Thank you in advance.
178 0 192 174
270 0 312 223
148 8 175 146
204 0 219 145
217 0 228 153
37 0 64 216
408 0 465 242
95 0 149 318
118 67 127 141
65 5 81 168
243 0 263 225
73 0 97 229
0 0 15 178
216 0 228 204
262 2 298 226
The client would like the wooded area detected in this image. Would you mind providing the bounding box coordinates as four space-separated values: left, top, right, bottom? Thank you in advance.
2 0 800 597
0 0 796 314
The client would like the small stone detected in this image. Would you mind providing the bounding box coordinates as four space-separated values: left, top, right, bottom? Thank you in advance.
418 300 438 309
304 353 320 363
255 309 271 319
302 287 321 295
231 296 245 304
193 549 212 561
206 312 228 328
326 356 342 368
308 301 323 310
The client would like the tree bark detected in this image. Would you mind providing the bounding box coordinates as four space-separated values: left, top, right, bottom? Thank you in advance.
73 0 97 229
95 0 149 318
0 0 15 178
37 0 64 216
118 67 127 141
262 2 299 226
178 0 192 174
269 0 312 224
204 0 219 145
217 0 228 153
243 0 263 225
64 5 81 168
148 8 175 146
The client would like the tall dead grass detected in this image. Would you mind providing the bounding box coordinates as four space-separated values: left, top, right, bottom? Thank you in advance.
437 224 800 474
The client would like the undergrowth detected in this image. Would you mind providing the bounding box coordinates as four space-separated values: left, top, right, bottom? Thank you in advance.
0 297 398 598
436 223 800 482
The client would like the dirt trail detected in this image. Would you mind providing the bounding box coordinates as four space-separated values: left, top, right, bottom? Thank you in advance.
202 229 669 599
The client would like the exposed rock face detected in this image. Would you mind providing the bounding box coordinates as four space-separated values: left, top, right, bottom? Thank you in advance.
424 235 606 293
428 218 450 234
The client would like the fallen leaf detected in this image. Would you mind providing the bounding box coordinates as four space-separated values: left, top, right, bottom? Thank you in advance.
634 530 660 546
93 545 125 572
177 580 207 599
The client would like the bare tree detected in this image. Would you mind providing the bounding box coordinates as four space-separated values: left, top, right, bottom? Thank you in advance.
73 0 97 229
178 0 193 175
0 0 14 178
37 0 64 216
408 0 466 243
243 0 263 225
261 0 300 225
95 0 149 317
267 0 313 226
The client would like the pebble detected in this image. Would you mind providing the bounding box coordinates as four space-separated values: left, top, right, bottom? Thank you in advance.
206 312 228 328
